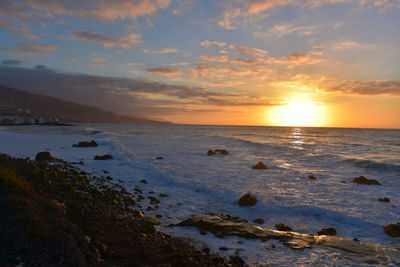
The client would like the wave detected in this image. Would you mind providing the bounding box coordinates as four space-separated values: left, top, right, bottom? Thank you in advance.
343 158 400 175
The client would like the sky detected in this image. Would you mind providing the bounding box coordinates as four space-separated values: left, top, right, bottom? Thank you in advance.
0 0 399 128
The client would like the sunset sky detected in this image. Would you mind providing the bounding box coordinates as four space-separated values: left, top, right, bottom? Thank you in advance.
0 0 399 128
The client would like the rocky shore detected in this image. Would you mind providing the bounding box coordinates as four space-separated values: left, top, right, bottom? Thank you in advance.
0 153 245 266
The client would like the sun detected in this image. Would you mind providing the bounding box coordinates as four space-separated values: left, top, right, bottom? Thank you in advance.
267 101 328 127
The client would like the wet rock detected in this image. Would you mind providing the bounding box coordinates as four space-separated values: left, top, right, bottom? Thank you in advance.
318 227 337 236
155 214 162 218
275 223 292 231
352 176 380 185
93 154 113 160
238 193 257 206
378 197 390 203
219 247 228 251
148 196 160 204
35 151 55 161
308 175 317 180
215 149 229 155
253 218 265 224
140 179 148 184
230 256 245 267
156 156 164 160
384 223 400 237
207 149 216 156
200 230 207 235
159 193 169 198
72 140 98 147
252 162 268 169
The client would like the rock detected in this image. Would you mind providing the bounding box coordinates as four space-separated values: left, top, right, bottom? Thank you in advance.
219 247 228 251
159 193 169 198
308 175 317 180
275 223 292 231
215 149 229 155
378 197 390 202
230 255 245 267
93 154 113 160
148 196 160 204
238 193 257 206
140 179 148 184
156 156 164 160
352 176 380 185
318 227 337 236
253 218 265 224
384 223 400 237
207 149 216 156
72 140 98 147
252 162 268 169
35 151 55 161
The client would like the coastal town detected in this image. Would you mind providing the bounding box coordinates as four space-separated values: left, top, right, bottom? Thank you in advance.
0 106 65 125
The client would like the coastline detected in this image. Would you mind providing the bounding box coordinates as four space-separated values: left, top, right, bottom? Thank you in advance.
0 152 244 266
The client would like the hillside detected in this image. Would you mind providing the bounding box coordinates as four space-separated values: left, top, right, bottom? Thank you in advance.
0 85 164 124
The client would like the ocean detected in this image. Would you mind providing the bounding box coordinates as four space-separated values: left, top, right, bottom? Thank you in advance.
1 124 399 266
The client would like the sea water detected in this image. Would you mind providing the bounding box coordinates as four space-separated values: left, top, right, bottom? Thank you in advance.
1 124 399 266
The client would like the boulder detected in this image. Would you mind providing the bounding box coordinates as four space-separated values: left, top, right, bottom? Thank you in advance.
238 193 257 206
207 150 216 156
35 151 55 161
308 175 317 180
140 179 148 184
275 223 292 231
253 218 265 224
384 223 400 237
318 227 337 236
93 154 113 160
378 197 390 203
72 140 98 147
156 156 164 160
215 149 229 155
352 176 380 185
252 162 268 169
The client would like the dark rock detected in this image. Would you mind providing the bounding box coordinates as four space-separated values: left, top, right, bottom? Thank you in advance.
219 247 228 251
207 149 216 156
200 230 207 235
215 149 229 155
308 175 317 180
35 151 55 161
159 193 169 198
140 179 148 184
275 223 292 231
148 196 160 204
156 156 164 160
238 193 257 206
253 218 265 224
252 162 268 169
378 197 390 203
318 227 337 236
155 214 162 218
384 223 400 237
352 176 380 185
230 256 245 267
93 154 113 160
72 140 98 147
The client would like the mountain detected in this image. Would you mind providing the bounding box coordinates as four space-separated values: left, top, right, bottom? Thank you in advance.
0 85 164 123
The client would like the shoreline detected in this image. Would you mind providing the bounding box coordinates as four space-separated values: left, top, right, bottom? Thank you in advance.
0 153 245 266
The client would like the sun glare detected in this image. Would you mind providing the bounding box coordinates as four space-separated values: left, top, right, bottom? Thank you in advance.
267 101 328 127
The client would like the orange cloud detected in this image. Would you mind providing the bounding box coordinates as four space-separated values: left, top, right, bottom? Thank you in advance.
69 30 141 49
142 48 179 54
199 55 228 62
199 40 227 48
146 67 182 76
322 80 400 96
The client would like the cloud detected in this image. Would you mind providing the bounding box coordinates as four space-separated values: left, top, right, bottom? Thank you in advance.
322 80 400 96
142 48 179 54
199 40 227 48
68 30 141 49
0 18 39 39
267 24 315 36
199 55 228 62
1 59 22 65
146 67 182 75
0 65 281 118
217 8 241 30
0 0 172 22
6 43 59 55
